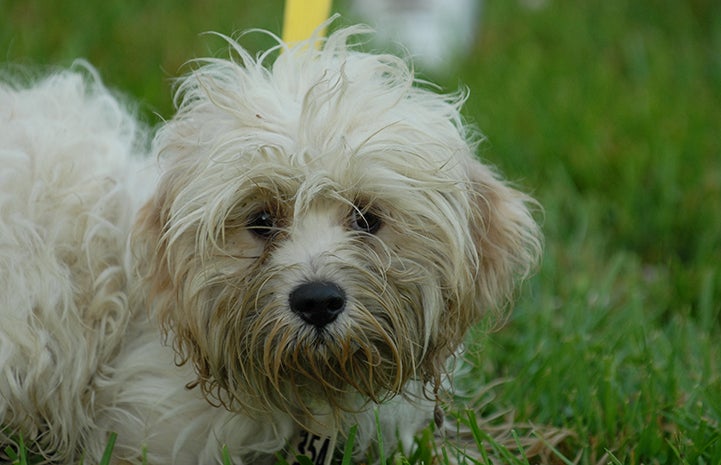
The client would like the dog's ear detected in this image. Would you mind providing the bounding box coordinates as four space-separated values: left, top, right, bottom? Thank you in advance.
132 188 183 341
464 160 542 317
132 188 172 323
423 159 542 385
133 184 217 388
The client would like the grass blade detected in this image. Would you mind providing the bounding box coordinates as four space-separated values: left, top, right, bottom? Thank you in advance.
374 409 386 464
99 432 117 465
340 424 358 465
222 444 233 465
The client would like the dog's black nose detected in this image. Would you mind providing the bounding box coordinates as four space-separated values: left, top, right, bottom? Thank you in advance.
289 282 346 328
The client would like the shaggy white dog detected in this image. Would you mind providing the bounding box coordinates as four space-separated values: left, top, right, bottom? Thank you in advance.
0 26 541 464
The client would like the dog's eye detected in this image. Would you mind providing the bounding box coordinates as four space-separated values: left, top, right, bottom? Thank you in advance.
350 208 382 234
247 210 276 238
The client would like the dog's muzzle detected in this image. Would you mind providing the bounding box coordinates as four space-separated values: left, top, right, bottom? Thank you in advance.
289 282 346 328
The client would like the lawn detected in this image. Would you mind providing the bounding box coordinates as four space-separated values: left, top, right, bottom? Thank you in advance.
2 0 720 464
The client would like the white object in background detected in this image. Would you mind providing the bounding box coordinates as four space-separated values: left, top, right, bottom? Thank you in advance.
350 0 481 73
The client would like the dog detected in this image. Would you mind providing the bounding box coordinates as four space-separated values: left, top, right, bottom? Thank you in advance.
0 25 541 464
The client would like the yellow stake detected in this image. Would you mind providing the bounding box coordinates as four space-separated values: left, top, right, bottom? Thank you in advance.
282 0 333 46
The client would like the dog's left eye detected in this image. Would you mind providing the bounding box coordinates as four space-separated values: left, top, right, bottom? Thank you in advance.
350 208 382 234
247 210 276 238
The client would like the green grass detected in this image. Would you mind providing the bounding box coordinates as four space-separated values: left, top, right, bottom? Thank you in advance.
2 0 720 464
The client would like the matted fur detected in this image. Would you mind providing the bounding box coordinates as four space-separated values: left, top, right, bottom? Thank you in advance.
0 26 541 464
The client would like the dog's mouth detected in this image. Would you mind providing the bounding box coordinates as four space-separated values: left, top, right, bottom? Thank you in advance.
269 327 405 415
198 297 415 420
303 326 342 348
182 260 432 421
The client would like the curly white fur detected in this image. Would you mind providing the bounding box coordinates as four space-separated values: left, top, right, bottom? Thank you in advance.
0 26 541 465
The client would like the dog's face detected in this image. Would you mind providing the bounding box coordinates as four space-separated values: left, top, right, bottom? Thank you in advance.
134 27 540 420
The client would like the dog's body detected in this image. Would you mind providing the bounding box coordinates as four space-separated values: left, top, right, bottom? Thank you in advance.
0 27 541 464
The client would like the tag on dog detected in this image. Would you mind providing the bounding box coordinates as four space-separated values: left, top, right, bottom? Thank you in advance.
287 428 336 465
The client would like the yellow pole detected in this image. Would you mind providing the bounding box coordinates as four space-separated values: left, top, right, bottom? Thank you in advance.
282 0 333 45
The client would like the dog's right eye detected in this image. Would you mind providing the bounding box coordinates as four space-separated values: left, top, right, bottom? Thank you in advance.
350 207 382 234
247 211 276 239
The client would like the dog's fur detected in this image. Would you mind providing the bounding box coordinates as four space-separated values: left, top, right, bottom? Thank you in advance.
0 26 541 464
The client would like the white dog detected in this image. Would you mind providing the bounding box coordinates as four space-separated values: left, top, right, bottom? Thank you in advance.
0 26 541 464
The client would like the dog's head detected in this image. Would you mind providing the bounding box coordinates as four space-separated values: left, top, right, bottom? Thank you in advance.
133 26 541 421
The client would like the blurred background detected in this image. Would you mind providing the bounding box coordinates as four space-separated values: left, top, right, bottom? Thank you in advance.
2 1 718 296
2 1 720 462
